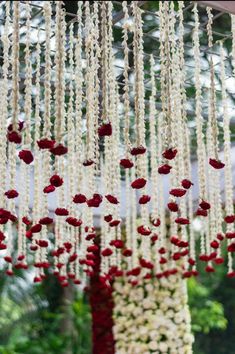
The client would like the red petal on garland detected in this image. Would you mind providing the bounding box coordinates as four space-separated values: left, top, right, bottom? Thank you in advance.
199 200 211 210
101 248 113 257
196 208 208 217
0 243 7 250
209 158 225 169
130 145 146 156
214 257 224 265
167 202 179 212
73 194 87 204
181 179 193 189
120 158 134 168
151 218 160 227
131 178 146 189
205 265 215 273
104 214 112 222
162 148 177 160
30 224 42 233
7 131 22 144
8 121 24 132
73 279 81 285
87 193 103 207
30 245 38 251
26 230 32 239
158 164 172 174
139 195 151 204
172 252 181 260
0 217 8 224
159 247 166 254
210 240 219 249
122 248 132 257
181 249 189 256
139 258 153 269
6 269 14 276
87 245 99 252
83 159 94 167
68 273 75 279
22 216 32 225
86 233 96 241
55 208 69 216
170 236 179 245
209 252 217 260
170 188 186 197
18 150 34 164
5 190 19 199
217 233 224 241
43 185 56 194
178 240 189 248
98 122 112 137
66 217 82 227
224 215 235 223
64 242 72 250
175 217 190 225
39 217 53 225
9 213 17 222
17 255 25 261
0 232 5 241
37 139 55 149
226 232 235 239
37 239 49 248
4 256 12 263
227 243 235 252
110 239 124 249
105 194 119 204
199 254 209 262
129 267 141 276
183 271 193 278
69 253 78 262
151 234 158 242
109 219 121 227
137 225 151 236
86 253 95 260
50 174 63 187
188 258 196 266
227 271 235 278
159 257 167 264
0 209 10 218
50 143 68 156
34 276 42 283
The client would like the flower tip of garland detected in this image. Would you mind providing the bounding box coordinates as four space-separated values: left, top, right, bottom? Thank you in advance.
130 145 146 156
98 122 112 137
120 158 134 168
73 194 87 204
87 193 103 207
5 189 19 199
209 158 225 169
50 175 63 187
7 131 22 144
18 150 34 164
66 217 82 227
34 276 42 283
167 201 179 212
105 194 119 204
139 195 151 204
162 148 177 160
43 185 55 194
169 188 186 197
151 218 160 227
131 178 146 189
139 258 154 269
50 143 68 156
225 232 235 239
217 233 224 241
101 247 113 257
83 159 94 167
55 208 69 216
30 245 38 251
109 219 121 227
22 216 32 225
30 224 42 233
122 248 132 257
104 214 113 222
110 239 124 249
227 243 235 252
37 138 55 149
158 164 172 174
137 225 151 236
196 208 208 217
6 269 14 276
210 240 219 249
199 200 211 210
205 265 215 273
4 256 12 263
224 215 235 223
181 179 193 189
39 217 53 225
151 234 158 242
214 257 224 265
227 271 235 278
8 121 24 133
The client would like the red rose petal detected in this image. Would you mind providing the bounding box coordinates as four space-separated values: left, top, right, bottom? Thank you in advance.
209 158 225 169
105 194 119 204
120 159 134 168
7 131 22 144
139 195 151 204
131 178 146 189
170 188 186 197
50 174 63 187
50 143 68 156
199 200 211 210
43 185 55 194
98 122 112 137
167 202 179 212
162 148 177 160
37 139 55 149
196 208 208 217
73 194 87 204
101 248 113 257
130 145 146 156
18 150 34 164
137 225 151 236
158 164 172 174
5 190 19 199
104 214 112 222
55 208 69 216
181 179 193 189
39 217 53 225
31 224 42 233
224 215 235 224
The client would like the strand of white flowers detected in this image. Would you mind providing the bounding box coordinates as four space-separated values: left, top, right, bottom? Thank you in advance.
232 15 235 76
122 1 131 153
192 4 207 201
206 7 213 48
131 168 139 268
0 1 10 206
74 1 83 195
67 23 76 213
100 157 109 275
221 41 234 272
125 170 132 270
11 1 20 130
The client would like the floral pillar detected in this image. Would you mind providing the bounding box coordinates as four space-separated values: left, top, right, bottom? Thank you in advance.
113 275 193 354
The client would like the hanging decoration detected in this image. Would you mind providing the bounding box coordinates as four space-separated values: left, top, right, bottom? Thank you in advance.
0 0 234 287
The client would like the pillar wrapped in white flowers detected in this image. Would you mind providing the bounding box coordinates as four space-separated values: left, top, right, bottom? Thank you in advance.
113 275 194 354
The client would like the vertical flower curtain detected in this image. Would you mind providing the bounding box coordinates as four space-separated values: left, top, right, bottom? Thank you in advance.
0 1 234 286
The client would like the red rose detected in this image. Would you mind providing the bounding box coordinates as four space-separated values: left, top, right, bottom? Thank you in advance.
4 256 12 263
199 254 209 262
7 131 22 144
162 148 177 160
73 194 87 204
209 158 225 169
137 225 151 236
83 159 94 167
37 139 55 149
55 208 69 216
19 150 34 164
217 233 224 241
170 188 186 197
5 190 19 199
139 195 151 204
30 245 38 251
225 232 235 239
214 257 224 265
50 143 68 156
210 240 219 249
87 193 103 207
31 224 42 233
69 253 78 262
188 258 196 266
104 214 112 222
22 216 32 225
98 122 112 137
131 178 146 189
50 174 63 187
122 248 132 257
66 217 82 227
158 164 172 174
199 200 211 210
130 145 146 156
151 218 160 227
110 239 124 249
37 239 49 247
120 158 134 168
6 269 14 276
224 215 235 223
181 179 193 189
109 219 121 227
39 217 53 225
205 265 215 273
105 194 119 204
228 243 235 252
139 258 153 269
167 202 179 212
43 185 55 194
87 245 99 252
101 248 113 257
196 208 208 217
